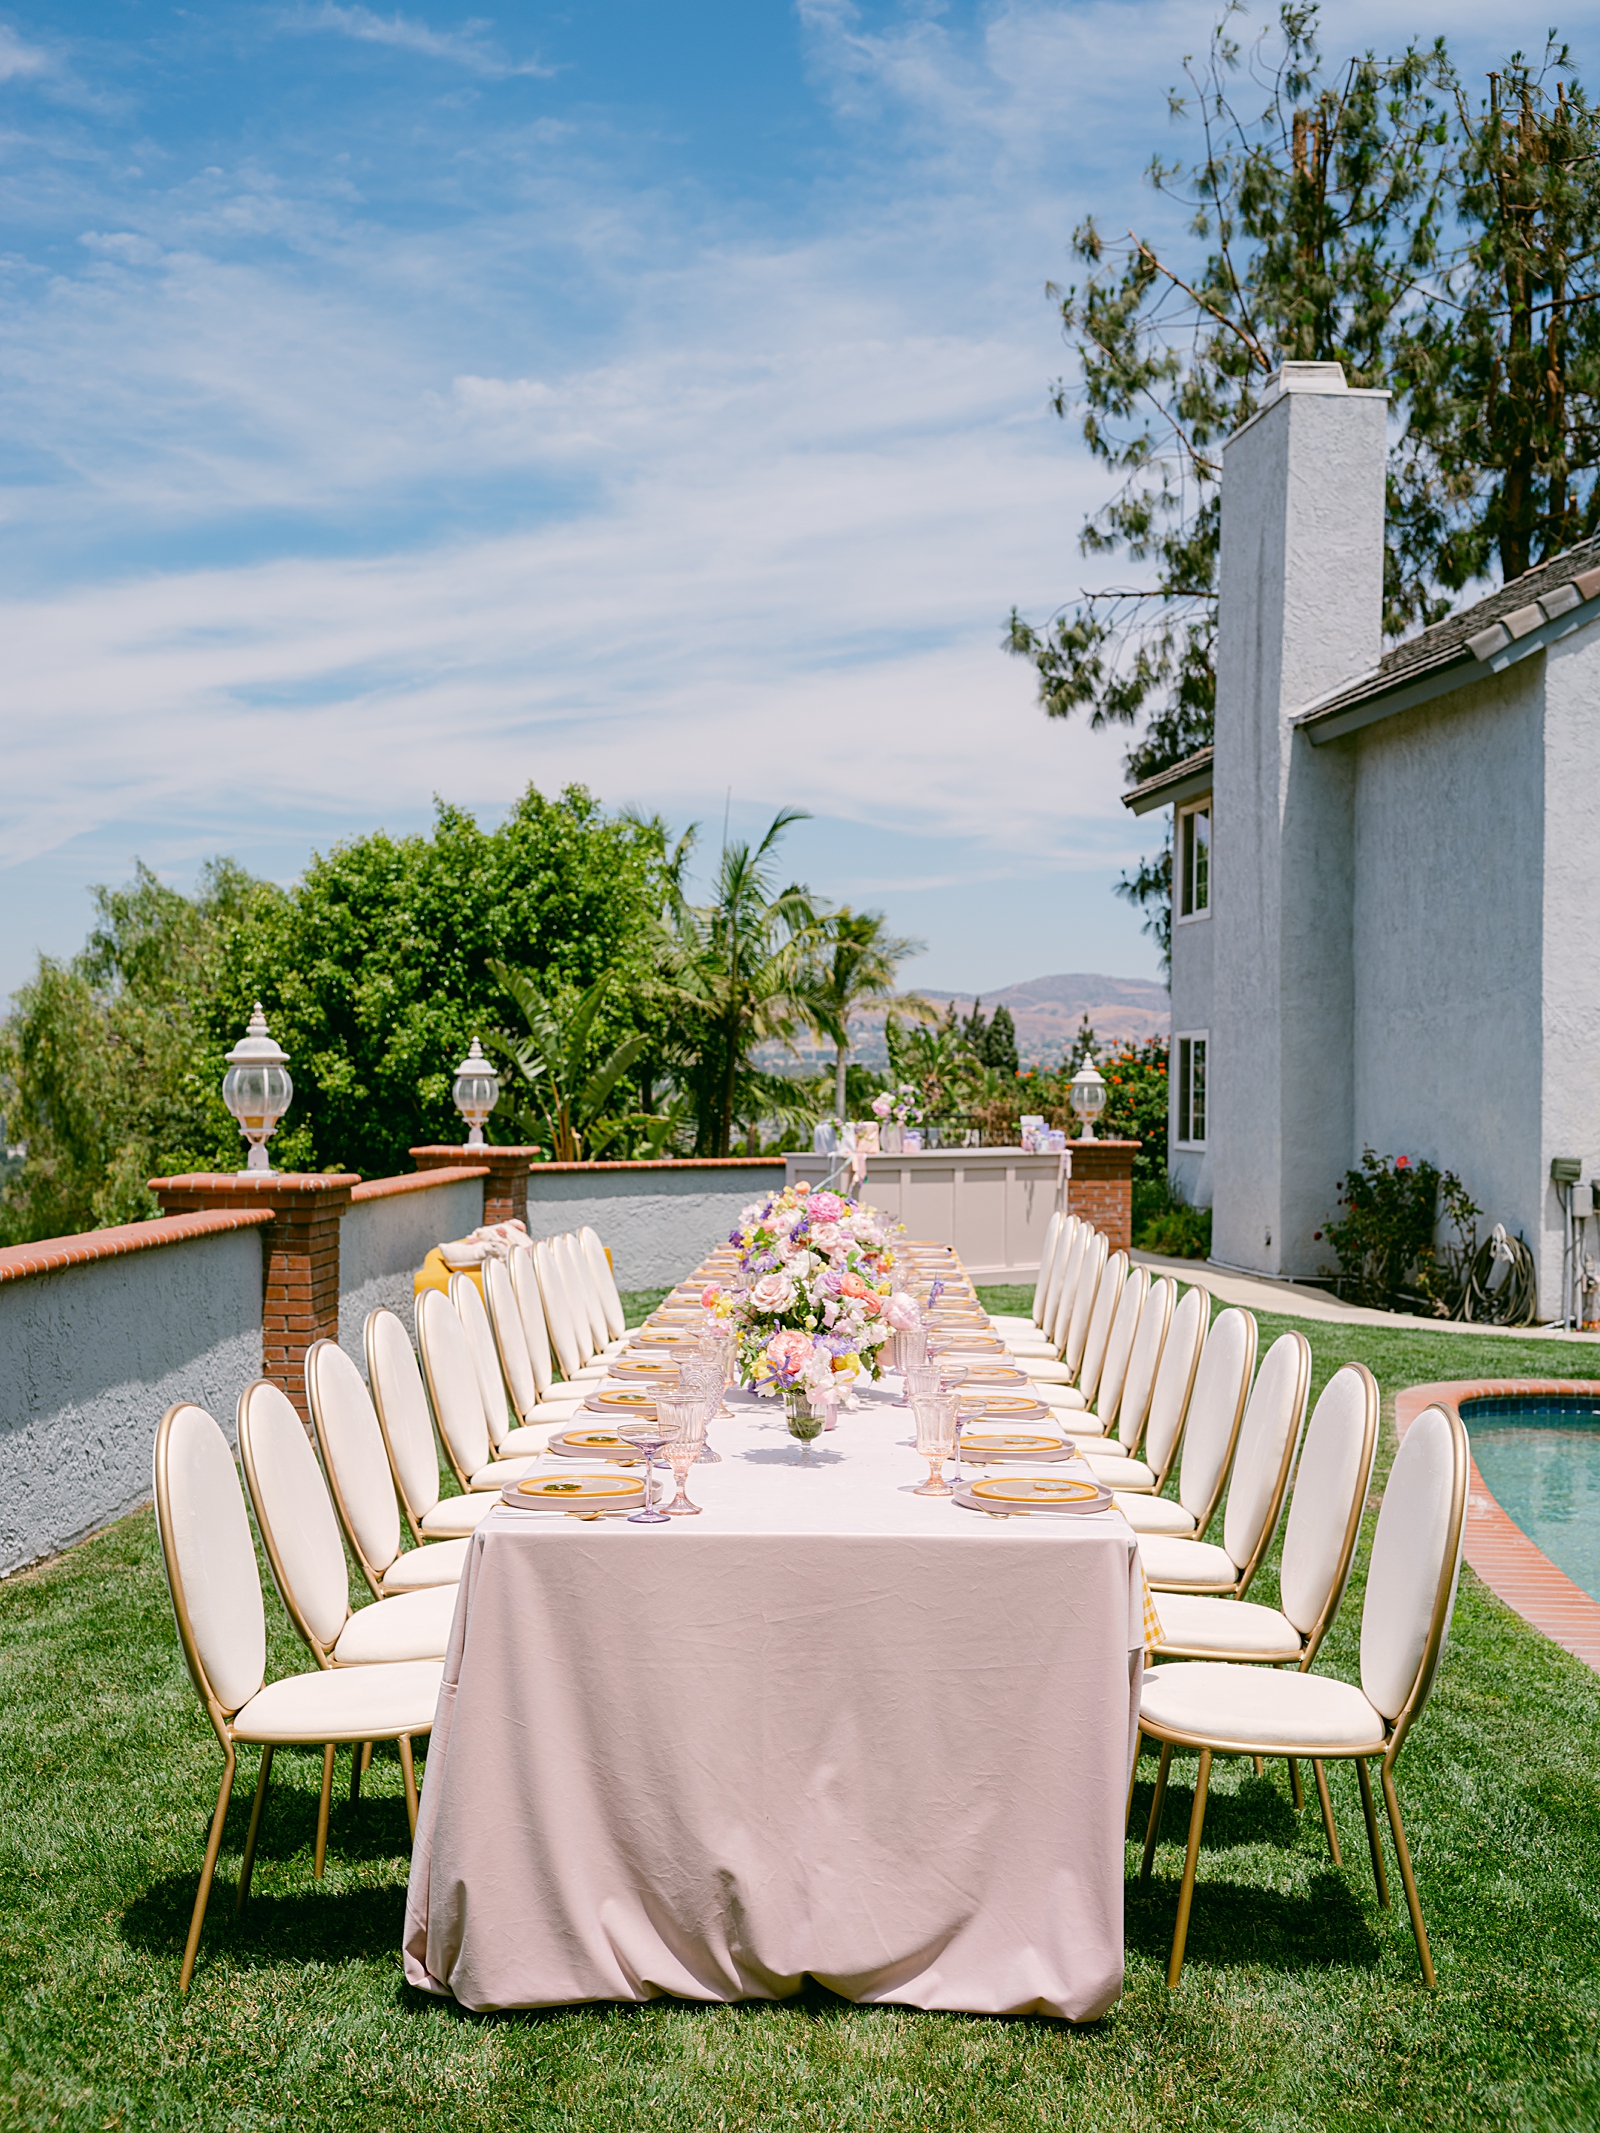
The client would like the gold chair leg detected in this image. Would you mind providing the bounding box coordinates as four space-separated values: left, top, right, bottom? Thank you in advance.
1167 1746 1212 1988
1126 1729 1143 1833
1140 1741 1173 1883
1356 1758 1389 1908
1313 1759 1342 1866
236 1745 274 1917
349 1743 365 1805
180 1744 236 1995
398 1736 419 1838
314 1745 335 1879
361 1740 373 1776
1381 1764 1436 1987
1253 1756 1265 1777
1287 1756 1304 1810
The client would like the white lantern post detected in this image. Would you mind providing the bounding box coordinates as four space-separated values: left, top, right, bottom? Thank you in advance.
452 1038 500 1149
1069 1058 1108 1142
221 1005 294 1173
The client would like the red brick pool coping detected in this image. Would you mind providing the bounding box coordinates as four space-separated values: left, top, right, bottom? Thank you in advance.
1396 1380 1600 1674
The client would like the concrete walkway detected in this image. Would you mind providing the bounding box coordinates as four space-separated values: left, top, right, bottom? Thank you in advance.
1131 1250 1600 1345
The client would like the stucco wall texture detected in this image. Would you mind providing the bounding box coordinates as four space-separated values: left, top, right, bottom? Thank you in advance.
524 1166 783 1288
337 1175 484 1361
0 1227 263 1576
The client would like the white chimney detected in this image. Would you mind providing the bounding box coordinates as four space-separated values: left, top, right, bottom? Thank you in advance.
1209 362 1389 1276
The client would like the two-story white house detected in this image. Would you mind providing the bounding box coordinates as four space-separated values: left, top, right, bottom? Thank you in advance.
1124 361 1600 1317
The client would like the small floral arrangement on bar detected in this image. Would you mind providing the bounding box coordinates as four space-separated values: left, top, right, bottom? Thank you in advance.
709 1181 915 1403
871 1083 922 1127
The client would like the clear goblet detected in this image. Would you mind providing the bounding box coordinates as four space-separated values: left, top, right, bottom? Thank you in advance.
911 1390 959 1496
679 1355 725 1463
655 1391 707 1515
891 1327 928 1406
615 1408 680 1524
936 1364 969 1484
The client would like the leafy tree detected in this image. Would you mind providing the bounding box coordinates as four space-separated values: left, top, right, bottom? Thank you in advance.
983 1004 1019 1076
651 809 822 1157
208 786 666 1176
490 965 651 1162
884 1007 983 1126
1008 8 1600 947
0 861 264 1243
802 910 929 1119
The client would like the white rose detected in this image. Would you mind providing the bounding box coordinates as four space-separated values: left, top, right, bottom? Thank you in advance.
749 1273 796 1313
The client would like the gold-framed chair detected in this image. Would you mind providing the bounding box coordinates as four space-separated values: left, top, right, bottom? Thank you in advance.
154 1402 441 1992
1112 1305 1258 1536
365 1307 498 1542
1134 1401 1468 1987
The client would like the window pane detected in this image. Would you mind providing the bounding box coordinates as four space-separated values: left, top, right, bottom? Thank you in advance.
1177 1038 1192 1142
1191 1039 1207 1143
1192 808 1210 912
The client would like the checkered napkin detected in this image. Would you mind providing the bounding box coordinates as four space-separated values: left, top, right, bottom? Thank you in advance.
1140 1568 1164 1656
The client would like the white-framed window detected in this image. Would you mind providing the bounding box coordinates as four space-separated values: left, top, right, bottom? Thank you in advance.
1177 800 1211 921
1175 1032 1208 1148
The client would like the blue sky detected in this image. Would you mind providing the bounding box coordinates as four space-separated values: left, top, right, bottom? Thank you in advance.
0 0 1563 1002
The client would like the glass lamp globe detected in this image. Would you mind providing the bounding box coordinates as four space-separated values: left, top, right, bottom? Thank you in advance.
452 1038 499 1149
222 1004 293 1174
1069 1059 1108 1142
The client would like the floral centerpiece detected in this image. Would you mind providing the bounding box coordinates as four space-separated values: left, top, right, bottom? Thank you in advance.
706 1182 922 1415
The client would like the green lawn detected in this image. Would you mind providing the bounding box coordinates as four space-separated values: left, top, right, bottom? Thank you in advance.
3 1294 1600 2128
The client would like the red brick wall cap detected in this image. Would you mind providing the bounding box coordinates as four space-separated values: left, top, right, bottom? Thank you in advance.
530 1157 789 1175
351 1167 489 1203
150 1171 360 1195
0 1207 275 1285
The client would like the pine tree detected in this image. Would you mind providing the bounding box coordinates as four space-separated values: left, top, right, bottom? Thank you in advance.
984 1004 1019 1076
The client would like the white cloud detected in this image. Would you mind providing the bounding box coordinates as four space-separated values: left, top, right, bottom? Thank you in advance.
0 25 48 83
288 4 556 77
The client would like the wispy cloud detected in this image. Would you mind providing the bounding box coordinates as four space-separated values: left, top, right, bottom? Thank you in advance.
287 4 555 77
0 25 49 82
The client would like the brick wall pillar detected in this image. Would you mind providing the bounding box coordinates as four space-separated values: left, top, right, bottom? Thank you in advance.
149 1173 357 1422
1065 1140 1140 1254
411 1145 540 1228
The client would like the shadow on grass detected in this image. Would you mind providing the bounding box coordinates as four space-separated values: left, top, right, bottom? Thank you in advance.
122 1872 409 1970
1125 1867 1382 1972
1129 1769 1300 1853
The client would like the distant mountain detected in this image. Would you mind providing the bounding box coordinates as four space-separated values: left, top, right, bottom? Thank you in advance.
762 972 1169 1074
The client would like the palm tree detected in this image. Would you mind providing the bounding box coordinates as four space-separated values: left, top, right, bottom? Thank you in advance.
490 964 649 1162
652 809 822 1156
803 910 931 1120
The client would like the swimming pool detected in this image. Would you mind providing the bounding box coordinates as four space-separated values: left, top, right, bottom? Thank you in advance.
1460 1394 1600 1602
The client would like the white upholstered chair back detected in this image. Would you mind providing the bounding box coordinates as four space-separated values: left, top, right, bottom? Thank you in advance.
1175 1306 1257 1524
1219 1329 1311 1576
1031 1211 1064 1324
153 1403 267 1722
237 1377 349 1658
1360 1403 1468 1733
510 1244 555 1398
1047 1222 1090 1353
1062 1231 1107 1374
365 1307 443 1520
306 1338 404 1582
1279 1361 1380 1647
580 1227 627 1340
535 1237 585 1380
483 1255 540 1426
1076 1249 1129 1404
417 1286 493 1484
560 1230 608 1356
1142 1285 1208 1479
448 1272 511 1444
1111 1274 1175 1452
1091 1264 1149 1429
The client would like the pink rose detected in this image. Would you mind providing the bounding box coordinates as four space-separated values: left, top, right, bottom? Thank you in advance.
808 1191 845 1224
701 1283 720 1309
766 1329 812 1376
750 1272 796 1313
886 1292 921 1333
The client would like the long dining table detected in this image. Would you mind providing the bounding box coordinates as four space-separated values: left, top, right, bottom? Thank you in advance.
402 1274 1148 2022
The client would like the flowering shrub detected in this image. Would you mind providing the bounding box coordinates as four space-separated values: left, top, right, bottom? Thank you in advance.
1318 1150 1480 1313
714 1182 895 1398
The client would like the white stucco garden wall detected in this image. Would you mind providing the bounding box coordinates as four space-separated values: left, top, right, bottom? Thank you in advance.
337 1173 485 1362
0 1228 263 1576
524 1163 786 1290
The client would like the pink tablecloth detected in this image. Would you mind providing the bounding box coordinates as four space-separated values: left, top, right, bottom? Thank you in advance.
402 1385 1144 2019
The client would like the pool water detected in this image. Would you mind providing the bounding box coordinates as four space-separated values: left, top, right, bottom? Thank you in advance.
1460 1395 1600 1602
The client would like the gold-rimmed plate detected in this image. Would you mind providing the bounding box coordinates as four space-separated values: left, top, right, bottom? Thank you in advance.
589 1388 660 1413
549 1427 645 1461
610 1359 680 1380
959 1431 1075 1462
959 1365 1031 1386
957 1392 1053 1420
956 1474 1113 1514
500 1471 648 1511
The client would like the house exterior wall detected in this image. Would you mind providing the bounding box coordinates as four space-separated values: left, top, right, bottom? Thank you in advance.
1346 657 1547 1284
1539 625 1600 1312
1210 365 1388 1274
1169 844 1215 1210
